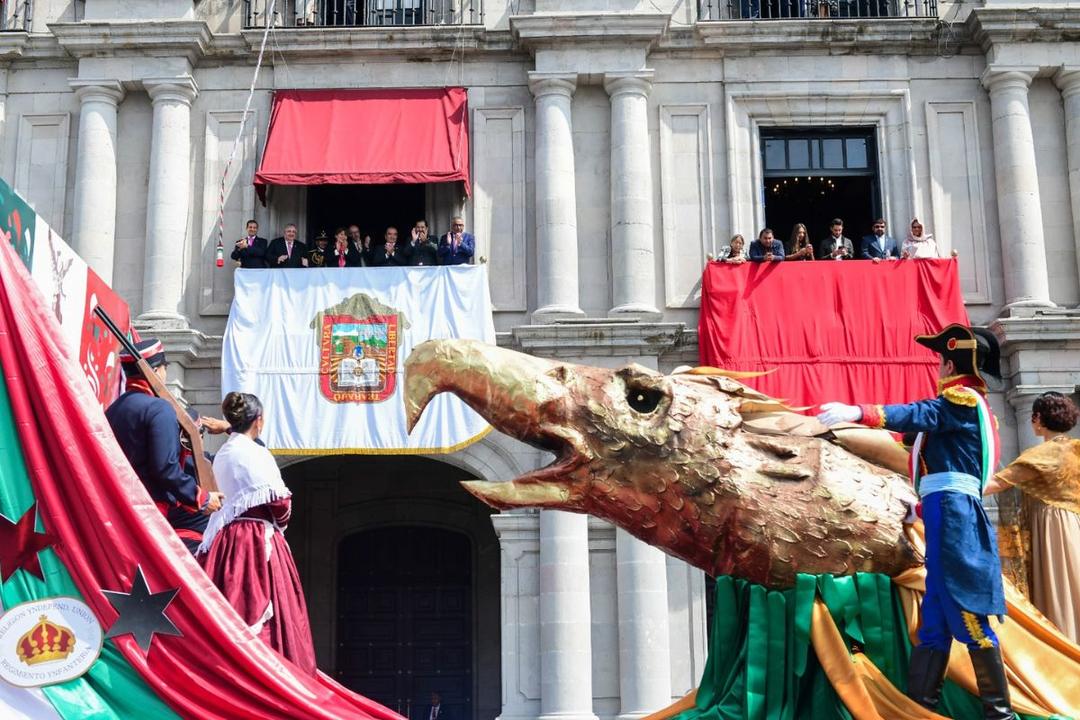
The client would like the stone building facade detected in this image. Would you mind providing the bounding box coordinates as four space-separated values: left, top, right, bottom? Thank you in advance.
1 1 1079 719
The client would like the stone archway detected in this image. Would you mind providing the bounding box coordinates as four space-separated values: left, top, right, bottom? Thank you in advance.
282 454 501 720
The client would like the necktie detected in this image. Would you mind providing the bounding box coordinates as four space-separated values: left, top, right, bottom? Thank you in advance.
338 251 345 268
286 242 292 258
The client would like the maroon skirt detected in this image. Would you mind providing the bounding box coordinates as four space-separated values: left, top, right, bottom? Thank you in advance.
200 502 317 675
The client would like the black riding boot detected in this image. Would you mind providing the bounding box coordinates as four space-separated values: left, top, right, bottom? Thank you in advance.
907 645 950 710
969 645 1015 720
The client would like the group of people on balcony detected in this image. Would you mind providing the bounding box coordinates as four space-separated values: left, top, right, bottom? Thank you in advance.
718 217 945 264
230 217 475 269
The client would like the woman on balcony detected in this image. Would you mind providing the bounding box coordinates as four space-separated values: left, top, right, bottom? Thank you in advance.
901 218 939 258
717 234 748 264
787 223 815 261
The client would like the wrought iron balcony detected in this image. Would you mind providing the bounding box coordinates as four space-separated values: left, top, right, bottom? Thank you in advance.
1 0 32 32
698 0 936 20
243 0 483 29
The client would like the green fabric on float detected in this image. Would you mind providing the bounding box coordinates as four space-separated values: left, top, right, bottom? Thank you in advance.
0 371 181 720
678 574 1067 720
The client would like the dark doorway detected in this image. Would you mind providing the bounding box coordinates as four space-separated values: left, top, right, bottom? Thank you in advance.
760 129 881 255
763 175 878 252
307 184 426 245
337 526 472 720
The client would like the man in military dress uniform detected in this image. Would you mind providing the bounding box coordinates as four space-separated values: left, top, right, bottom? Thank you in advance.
105 339 223 554
307 230 330 267
818 324 1012 720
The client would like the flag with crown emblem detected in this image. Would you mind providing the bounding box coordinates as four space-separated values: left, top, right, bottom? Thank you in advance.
0 202 403 718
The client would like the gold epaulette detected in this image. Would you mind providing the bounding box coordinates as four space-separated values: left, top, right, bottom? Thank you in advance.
942 386 978 407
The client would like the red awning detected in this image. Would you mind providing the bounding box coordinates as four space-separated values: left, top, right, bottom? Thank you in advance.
254 87 470 201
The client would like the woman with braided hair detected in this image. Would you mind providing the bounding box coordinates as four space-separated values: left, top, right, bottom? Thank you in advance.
198 392 317 674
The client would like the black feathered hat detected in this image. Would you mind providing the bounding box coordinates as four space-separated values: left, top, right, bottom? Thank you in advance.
915 324 1000 381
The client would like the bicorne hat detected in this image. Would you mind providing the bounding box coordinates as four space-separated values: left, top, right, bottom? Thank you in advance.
915 324 1000 381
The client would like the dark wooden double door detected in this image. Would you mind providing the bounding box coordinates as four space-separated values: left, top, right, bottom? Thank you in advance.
337 527 472 720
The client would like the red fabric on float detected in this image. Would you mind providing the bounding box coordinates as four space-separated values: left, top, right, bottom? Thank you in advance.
254 87 470 201
0 238 404 720
698 259 970 409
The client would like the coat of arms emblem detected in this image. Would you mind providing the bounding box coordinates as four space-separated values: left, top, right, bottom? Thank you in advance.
311 294 410 404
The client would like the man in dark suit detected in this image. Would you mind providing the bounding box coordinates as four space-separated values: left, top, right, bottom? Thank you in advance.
267 224 308 268
426 692 448 720
817 218 855 260
860 218 901 262
437 216 475 266
407 219 439 267
230 219 269 268
367 227 410 267
348 224 371 267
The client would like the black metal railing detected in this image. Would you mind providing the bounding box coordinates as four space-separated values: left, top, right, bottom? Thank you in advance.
243 0 483 29
698 0 936 20
1 0 32 32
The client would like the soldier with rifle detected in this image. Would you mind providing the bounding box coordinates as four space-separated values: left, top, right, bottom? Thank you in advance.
104 337 225 553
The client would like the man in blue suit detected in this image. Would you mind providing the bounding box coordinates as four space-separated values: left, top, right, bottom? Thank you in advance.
437 216 475 265
860 218 900 262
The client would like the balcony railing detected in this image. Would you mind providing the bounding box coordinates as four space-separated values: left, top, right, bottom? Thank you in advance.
698 0 936 20
243 0 483 29
1 0 32 32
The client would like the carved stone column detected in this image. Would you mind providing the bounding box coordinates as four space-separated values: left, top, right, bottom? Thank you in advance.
140 76 198 324
1055 68 1080 308
981 67 1054 310
70 79 125 283
539 510 597 720
530 73 584 322
605 71 659 319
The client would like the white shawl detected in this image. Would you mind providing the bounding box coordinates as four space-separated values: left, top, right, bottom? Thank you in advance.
196 433 291 556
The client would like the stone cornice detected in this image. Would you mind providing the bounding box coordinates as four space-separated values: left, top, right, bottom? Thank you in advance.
238 25 511 58
510 12 670 49
1006 384 1079 409
138 325 223 369
968 6 1080 53
49 20 211 62
506 320 686 359
989 310 1080 349
694 17 951 55
0 32 28 61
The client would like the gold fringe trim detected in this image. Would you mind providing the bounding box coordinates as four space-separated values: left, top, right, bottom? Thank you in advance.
269 426 493 456
942 386 978 407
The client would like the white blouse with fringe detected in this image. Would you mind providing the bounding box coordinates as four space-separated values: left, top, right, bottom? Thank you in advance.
196 432 291 556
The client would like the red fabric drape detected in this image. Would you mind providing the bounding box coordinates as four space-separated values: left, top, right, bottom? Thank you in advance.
254 87 470 201
698 259 970 408
0 239 404 719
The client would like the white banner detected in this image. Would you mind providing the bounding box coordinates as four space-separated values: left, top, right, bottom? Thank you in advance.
222 266 495 454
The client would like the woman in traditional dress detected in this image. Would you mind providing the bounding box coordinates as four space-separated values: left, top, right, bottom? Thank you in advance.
984 391 1080 642
198 392 317 674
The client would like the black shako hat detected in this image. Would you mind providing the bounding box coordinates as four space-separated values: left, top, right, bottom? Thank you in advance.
119 338 167 377
915 324 1000 381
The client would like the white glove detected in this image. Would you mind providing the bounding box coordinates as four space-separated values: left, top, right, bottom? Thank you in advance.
817 402 862 427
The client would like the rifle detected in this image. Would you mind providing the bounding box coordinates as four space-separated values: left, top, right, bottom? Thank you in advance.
93 307 219 493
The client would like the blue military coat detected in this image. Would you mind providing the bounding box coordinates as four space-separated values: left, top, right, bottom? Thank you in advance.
105 390 209 543
859 377 1006 615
